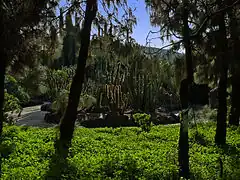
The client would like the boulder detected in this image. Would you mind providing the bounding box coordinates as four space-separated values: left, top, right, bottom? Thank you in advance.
44 112 61 124
86 106 110 113
40 103 53 112
80 114 136 128
152 112 179 125
77 112 107 121
151 107 180 125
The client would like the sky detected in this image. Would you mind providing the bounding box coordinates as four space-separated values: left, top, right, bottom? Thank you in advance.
124 0 164 47
59 0 168 48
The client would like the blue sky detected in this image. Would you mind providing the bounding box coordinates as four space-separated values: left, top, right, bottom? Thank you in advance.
59 0 167 48
124 0 164 47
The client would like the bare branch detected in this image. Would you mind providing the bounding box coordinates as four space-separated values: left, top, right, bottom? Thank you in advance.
145 30 161 45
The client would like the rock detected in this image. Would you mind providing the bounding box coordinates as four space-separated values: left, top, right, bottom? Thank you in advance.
80 114 136 128
156 107 168 113
44 112 61 124
77 113 107 122
105 114 136 127
124 109 134 114
40 103 53 112
152 107 180 125
85 106 110 113
77 113 87 121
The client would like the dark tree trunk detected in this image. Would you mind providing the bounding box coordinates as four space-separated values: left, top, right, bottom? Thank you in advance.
178 0 191 178
229 77 240 126
178 111 189 179
0 54 6 137
228 7 240 126
59 0 97 143
215 0 228 146
0 1 6 137
183 8 193 83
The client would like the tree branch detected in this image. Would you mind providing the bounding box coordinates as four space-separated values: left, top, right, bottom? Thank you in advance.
145 30 161 45
191 0 240 38
49 0 86 23
143 40 183 55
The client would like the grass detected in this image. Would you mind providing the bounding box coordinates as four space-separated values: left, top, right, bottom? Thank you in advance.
0 123 239 180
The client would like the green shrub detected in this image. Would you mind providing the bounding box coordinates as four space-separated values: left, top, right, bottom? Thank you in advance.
3 91 22 113
193 106 217 122
79 94 97 110
51 90 97 115
3 91 22 125
43 68 73 100
17 66 45 97
133 113 152 132
5 75 30 105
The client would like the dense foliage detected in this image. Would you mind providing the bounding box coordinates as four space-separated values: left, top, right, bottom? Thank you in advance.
3 92 21 113
133 113 152 132
4 75 30 106
0 123 239 179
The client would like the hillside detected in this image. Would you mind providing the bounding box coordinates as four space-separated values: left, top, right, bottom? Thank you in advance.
141 46 184 62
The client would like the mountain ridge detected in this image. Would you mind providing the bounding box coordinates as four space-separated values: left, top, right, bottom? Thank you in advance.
141 46 184 61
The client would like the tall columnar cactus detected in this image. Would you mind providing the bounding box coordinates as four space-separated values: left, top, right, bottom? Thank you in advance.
105 84 123 112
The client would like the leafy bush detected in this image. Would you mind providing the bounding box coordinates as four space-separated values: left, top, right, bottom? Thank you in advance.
51 90 97 115
193 106 217 123
133 113 152 132
16 66 45 97
43 67 73 101
51 90 69 115
3 91 22 125
3 91 22 113
79 94 97 110
5 75 30 105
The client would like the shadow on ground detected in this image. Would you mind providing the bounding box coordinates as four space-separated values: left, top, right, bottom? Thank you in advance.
44 139 78 180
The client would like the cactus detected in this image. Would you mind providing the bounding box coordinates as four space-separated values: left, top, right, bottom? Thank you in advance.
97 84 125 114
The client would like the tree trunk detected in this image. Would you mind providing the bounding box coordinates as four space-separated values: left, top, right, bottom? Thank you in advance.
229 76 240 126
178 111 189 179
0 56 6 137
228 7 240 126
0 1 6 137
59 0 97 143
178 0 191 178
215 0 228 145
183 6 193 83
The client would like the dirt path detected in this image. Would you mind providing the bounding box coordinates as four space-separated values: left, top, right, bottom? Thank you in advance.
13 105 57 128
